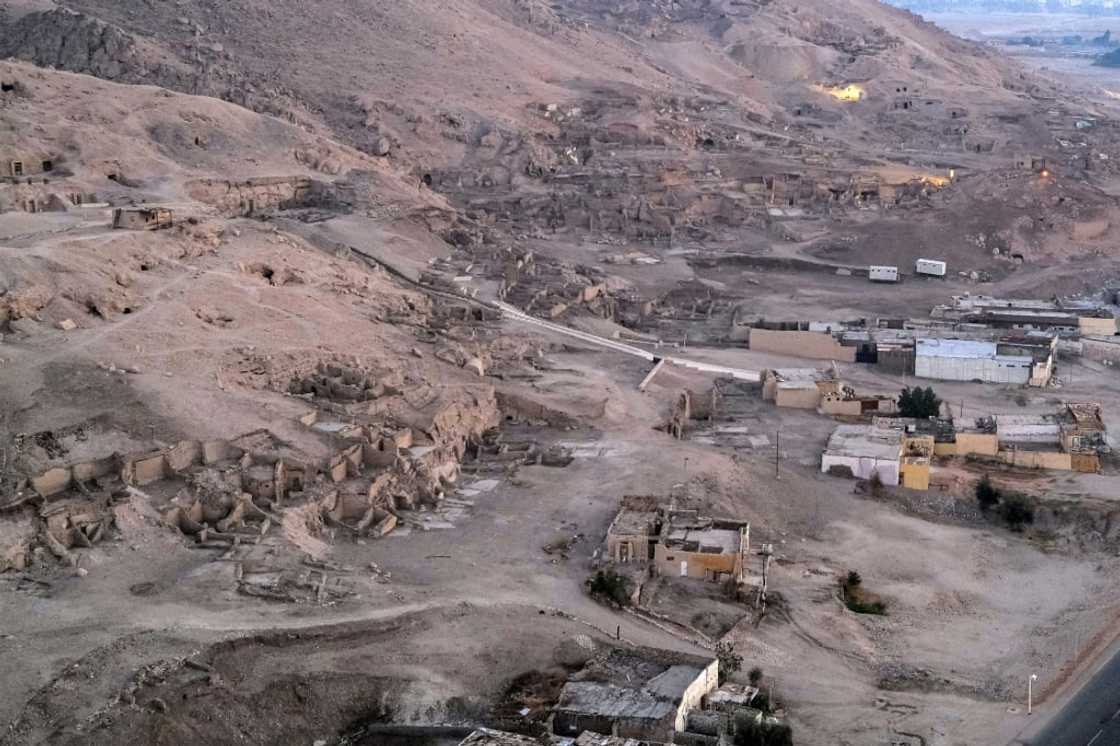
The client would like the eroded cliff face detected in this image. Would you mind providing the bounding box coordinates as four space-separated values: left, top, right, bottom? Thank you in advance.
0 8 299 116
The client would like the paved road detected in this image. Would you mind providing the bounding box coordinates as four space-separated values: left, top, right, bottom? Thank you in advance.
1027 646 1120 746
494 300 762 382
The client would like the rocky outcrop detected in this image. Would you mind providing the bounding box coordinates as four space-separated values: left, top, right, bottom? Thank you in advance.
0 8 297 116
0 9 187 87
186 177 347 216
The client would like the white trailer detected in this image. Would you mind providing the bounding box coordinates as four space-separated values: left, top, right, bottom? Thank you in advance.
916 258 947 277
868 265 899 283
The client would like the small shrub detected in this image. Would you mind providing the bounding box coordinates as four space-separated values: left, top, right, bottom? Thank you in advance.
845 598 888 615
1001 495 1035 532
587 568 630 606
841 570 887 616
868 470 884 496
749 666 764 686
733 712 793 746
975 475 1001 512
716 641 743 684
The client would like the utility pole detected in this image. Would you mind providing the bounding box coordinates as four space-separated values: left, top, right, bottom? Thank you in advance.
755 543 774 611
1028 673 1038 715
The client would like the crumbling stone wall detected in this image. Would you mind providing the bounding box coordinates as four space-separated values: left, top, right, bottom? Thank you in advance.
187 177 344 216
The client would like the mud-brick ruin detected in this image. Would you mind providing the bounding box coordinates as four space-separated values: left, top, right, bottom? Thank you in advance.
3 380 501 574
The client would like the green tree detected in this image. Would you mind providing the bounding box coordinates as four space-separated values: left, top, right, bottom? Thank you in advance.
898 386 943 419
749 666 764 687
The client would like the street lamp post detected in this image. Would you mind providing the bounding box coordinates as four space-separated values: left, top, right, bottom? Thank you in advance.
1028 673 1038 715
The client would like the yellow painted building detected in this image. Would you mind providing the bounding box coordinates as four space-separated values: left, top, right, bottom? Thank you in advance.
900 435 934 491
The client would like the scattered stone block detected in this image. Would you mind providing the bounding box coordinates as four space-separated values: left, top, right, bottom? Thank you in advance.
32 467 72 497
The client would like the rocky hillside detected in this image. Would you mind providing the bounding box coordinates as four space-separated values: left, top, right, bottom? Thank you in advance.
0 0 1055 168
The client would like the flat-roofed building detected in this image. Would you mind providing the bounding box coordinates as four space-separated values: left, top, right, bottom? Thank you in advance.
821 424 903 485
915 338 1045 385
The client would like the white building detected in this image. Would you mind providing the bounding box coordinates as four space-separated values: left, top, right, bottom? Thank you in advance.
869 265 899 283
914 338 1034 385
821 424 903 485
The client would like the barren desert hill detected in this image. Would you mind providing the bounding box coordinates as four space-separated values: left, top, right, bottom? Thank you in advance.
4 2 1115 296
0 0 1058 168
6 6 1120 746
0 60 429 204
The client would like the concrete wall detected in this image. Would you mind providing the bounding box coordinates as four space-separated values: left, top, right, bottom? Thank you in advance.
998 449 1071 471
954 432 999 457
821 454 900 485
1072 452 1101 473
877 347 915 375
673 661 720 733
900 461 931 490
1082 338 1120 365
933 442 957 457
819 398 897 417
653 544 738 580
1079 317 1117 336
749 329 857 362
1029 358 1054 388
775 386 821 409
821 399 864 417
915 353 1031 384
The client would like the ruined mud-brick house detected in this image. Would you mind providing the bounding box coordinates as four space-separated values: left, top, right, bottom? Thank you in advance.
761 368 835 410
817 380 898 418
112 206 173 231
605 498 750 584
653 508 750 582
606 498 660 564
552 647 719 742
2 152 55 180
